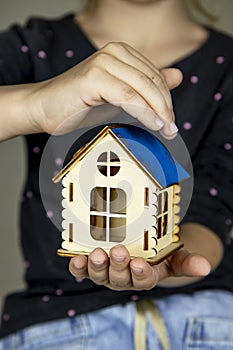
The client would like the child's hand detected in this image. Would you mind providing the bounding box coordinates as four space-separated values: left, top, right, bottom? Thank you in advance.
69 245 211 291
29 42 182 138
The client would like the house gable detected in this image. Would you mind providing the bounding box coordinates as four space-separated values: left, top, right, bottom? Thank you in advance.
53 124 189 188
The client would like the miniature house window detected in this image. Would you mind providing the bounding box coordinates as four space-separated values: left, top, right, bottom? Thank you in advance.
69 183 74 202
157 190 169 239
144 230 149 250
144 187 149 207
97 151 120 176
90 187 127 242
69 223 74 242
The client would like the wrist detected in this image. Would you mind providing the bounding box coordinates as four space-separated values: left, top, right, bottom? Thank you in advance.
0 83 46 141
26 81 49 135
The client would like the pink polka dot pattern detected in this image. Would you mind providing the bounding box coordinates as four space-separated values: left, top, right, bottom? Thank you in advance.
209 187 218 196
42 295 50 302
67 309 76 317
214 92 222 101
24 260 30 269
38 50 47 59
225 238 231 246
56 289 63 296
216 56 225 64
190 75 199 84
130 294 139 302
65 50 74 58
46 210 54 219
226 218 232 225
21 45 29 53
26 191 33 199
224 143 232 150
33 146 40 154
183 122 192 130
3 314 10 321
75 277 84 283
55 157 63 166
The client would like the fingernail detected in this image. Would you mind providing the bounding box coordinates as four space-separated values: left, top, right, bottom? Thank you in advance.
131 267 143 275
159 129 177 140
154 117 165 129
169 122 179 134
74 260 85 269
91 257 106 266
112 255 125 263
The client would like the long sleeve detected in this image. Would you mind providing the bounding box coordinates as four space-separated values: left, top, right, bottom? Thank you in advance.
183 62 233 243
0 22 34 84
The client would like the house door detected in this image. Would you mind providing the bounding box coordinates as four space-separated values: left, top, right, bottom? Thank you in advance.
90 186 127 243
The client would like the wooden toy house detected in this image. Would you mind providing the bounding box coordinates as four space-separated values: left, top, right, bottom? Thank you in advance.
53 124 189 264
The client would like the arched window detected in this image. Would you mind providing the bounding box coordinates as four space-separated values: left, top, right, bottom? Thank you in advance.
156 190 169 239
90 187 127 242
97 151 120 176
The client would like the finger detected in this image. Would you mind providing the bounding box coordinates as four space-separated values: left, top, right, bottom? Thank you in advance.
115 42 160 73
125 46 183 91
169 249 211 277
109 245 132 290
160 68 183 90
92 71 166 131
120 43 183 91
155 69 182 138
104 43 181 139
88 248 109 285
130 257 159 290
69 255 88 279
159 120 179 139
102 54 174 126
103 43 173 114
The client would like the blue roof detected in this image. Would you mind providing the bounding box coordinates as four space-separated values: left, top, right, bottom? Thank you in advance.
110 124 189 188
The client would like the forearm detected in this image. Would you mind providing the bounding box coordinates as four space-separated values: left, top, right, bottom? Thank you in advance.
0 84 40 141
0 44 183 142
158 222 224 287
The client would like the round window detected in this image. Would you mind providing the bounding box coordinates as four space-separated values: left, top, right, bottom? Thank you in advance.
97 151 120 176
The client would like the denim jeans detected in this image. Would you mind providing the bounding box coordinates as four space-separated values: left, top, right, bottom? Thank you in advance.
1 290 233 350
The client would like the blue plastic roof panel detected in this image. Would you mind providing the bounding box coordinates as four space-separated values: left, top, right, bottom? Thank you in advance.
110 125 190 188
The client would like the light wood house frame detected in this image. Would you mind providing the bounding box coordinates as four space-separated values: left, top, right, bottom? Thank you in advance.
53 124 189 264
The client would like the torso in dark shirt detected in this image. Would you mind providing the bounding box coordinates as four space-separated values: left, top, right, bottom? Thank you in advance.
0 13 233 337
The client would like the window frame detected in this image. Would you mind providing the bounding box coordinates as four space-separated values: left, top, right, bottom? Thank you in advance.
156 190 169 239
97 151 121 177
90 186 127 243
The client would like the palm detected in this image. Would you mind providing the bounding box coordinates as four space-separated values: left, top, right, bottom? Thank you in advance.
69 246 211 291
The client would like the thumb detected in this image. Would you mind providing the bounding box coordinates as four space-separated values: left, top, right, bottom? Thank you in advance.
160 68 183 90
170 249 211 277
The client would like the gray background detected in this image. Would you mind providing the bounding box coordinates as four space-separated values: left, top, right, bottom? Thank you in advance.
0 0 232 314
